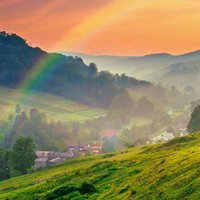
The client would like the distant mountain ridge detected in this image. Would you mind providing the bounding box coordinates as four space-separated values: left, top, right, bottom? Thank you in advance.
151 59 200 89
60 50 200 89
60 49 200 59
59 50 200 66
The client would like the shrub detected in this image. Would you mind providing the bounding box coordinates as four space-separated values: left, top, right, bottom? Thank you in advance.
46 182 97 199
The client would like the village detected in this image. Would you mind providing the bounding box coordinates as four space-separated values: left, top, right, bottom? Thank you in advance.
152 111 190 143
35 111 190 169
34 129 115 169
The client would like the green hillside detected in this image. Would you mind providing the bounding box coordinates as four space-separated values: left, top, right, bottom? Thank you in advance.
1 133 200 200
0 87 106 123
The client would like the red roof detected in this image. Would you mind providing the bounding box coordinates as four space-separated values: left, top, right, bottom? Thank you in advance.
99 129 118 137
90 141 101 148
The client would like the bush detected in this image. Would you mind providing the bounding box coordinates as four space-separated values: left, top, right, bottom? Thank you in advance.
78 182 97 194
46 182 97 199
46 186 77 200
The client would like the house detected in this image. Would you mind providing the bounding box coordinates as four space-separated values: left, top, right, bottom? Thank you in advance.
34 149 81 169
152 132 174 143
64 149 81 158
68 143 85 150
48 157 66 165
34 151 55 168
68 143 88 156
99 129 118 140
34 157 49 169
89 141 102 154
36 151 55 158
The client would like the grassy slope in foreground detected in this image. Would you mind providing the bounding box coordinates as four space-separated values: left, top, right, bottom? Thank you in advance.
0 87 106 123
1 133 200 199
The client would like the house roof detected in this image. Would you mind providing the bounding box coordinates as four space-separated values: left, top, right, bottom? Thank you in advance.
48 157 66 164
36 151 55 158
99 129 118 137
69 149 81 157
68 143 85 148
35 149 81 166
90 145 101 150
35 157 49 163
152 132 174 142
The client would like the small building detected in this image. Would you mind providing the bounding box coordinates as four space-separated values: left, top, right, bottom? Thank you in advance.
34 157 49 169
34 151 55 169
34 149 81 169
64 149 81 158
152 132 174 143
89 141 102 154
99 129 118 140
48 157 66 165
36 151 55 158
68 143 88 156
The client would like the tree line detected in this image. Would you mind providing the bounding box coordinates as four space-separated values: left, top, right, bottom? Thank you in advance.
0 136 36 181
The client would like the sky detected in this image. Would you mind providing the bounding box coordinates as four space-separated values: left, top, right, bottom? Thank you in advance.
0 0 200 56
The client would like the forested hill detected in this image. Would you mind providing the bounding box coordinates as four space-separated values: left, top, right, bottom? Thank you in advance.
0 31 188 110
0 31 152 108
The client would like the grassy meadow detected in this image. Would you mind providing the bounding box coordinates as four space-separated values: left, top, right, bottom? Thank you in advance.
1 132 200 199
0 87 106 123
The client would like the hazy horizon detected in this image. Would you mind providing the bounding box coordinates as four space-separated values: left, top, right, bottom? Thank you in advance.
58 48 200 57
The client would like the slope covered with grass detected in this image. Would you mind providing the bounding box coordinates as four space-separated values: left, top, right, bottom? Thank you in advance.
0 87 106 123
1 133 200 200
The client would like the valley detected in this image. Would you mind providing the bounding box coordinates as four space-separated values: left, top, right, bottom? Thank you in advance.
1 5 200 198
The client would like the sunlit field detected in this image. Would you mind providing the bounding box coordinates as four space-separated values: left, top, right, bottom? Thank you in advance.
0 87 106 123
1 133 200 200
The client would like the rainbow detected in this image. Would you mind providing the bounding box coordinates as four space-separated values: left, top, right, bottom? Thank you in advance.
16 53 61 104
16 0 151 103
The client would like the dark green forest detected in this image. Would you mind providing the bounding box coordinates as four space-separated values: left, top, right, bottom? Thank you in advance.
0 31 187 109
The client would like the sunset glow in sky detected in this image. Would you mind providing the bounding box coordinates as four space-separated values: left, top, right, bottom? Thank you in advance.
1 0 200 56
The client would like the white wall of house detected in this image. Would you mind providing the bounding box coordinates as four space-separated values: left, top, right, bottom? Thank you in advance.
152 132 174 142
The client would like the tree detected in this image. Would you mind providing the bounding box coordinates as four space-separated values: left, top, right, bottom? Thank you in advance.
190 100 200 112
101 137 116 153
187 105 200 133
11 136 36 175
107 90 135 128
88 63 98 77
0 149 10 181
119 129 135 148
